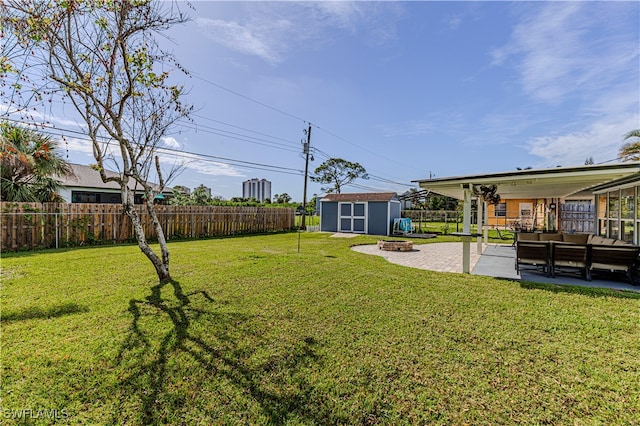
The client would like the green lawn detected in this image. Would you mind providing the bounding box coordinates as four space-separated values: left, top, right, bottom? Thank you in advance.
1 233 639 424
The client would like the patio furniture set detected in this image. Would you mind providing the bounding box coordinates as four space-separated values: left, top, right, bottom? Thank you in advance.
515 232 640 283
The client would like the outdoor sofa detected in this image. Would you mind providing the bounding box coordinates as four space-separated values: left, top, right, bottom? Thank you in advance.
515 232 640 283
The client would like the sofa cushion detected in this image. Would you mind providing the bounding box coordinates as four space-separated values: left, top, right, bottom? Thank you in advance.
588 235 606 245
540 233 563 242
613 239 631 246
601 238 617 245
518 233 539 241
562 233 589 244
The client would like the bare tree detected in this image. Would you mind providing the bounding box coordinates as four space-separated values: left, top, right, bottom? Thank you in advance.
1 1 191 282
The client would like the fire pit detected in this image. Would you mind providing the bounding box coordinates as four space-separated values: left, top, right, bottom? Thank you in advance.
377 240 413 252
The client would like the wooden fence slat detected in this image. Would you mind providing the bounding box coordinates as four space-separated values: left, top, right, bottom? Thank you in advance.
1 202 295 251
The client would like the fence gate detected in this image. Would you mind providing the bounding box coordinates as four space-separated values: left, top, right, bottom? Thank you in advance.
559 201 595 233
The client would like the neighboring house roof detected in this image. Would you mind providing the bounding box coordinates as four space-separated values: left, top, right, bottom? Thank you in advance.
413 163 640 200
321 192 398 202
59 163 171 194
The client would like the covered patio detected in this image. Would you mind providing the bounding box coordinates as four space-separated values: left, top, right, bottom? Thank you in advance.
351 242 639 292
413 163 640 273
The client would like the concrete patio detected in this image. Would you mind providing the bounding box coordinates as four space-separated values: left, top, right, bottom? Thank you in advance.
351 242 640 293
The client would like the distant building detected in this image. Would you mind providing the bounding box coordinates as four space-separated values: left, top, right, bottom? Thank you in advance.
242 178 271 202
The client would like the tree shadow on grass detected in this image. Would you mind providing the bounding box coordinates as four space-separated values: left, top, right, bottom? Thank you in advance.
114 280 336 424
1 302 89 322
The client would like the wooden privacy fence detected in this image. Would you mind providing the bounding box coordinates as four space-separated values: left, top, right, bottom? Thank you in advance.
0 202 295 251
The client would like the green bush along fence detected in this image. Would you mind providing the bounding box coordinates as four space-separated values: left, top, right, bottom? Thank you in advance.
0 202 295 251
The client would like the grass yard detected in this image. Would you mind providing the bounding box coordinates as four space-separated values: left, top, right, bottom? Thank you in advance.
1 233 639 424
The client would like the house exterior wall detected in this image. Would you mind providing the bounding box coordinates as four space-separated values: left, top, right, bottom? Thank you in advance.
59 186 158 204
389 201 402 235
367 201 389 236
390 201 401 222
320 201 339 232
486 197 597 232
487 198 537 228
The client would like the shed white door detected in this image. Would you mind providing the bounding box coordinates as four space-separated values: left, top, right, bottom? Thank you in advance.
339 202 366 233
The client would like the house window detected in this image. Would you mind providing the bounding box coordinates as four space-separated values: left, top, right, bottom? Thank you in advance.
71 191 123 204
608 191 619 219
494 203 506 217
621 187 634 219
519 203 533 219
72 191 100 203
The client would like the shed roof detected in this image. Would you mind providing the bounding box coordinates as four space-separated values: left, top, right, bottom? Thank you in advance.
413 163 640 200
321 192 398 202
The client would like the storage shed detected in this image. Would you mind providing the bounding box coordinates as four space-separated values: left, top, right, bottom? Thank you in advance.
319 192 402 236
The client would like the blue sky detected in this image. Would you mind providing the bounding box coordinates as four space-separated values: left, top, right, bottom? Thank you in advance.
35 1 640 201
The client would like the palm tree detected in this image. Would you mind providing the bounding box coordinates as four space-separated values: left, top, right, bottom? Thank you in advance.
0 122 72 202
618 129 640 162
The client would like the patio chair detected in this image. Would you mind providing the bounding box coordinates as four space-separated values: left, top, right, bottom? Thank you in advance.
551 242 590 281
393 218 413 236
515 241 551 276
589 244 640 283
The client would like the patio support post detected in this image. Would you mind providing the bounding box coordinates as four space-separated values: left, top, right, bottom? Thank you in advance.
477 197 484 253
462 185 472 273
463 186 471 233
483 200 489 244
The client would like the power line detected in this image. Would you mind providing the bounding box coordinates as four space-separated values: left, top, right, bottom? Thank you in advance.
188 74 425 177
156 145 303 175
176 121 300 154
191 73 308 124
310 147 413 188
3 118 303 176
345 182 392 192
5 74 423 189
192 114 299 147
312 123 425 174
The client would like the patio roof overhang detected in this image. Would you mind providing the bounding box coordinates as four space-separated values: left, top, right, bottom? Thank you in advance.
413 163 640 200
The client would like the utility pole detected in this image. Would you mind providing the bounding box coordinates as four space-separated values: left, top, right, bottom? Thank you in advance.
298 124 311 253
301 123 311 229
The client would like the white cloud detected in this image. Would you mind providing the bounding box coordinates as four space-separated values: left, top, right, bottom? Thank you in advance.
194 2 401 63
61 135 244 178
526 114 639 167
1 103 85 131
63 136 94 155
444 14 462 30
187 159 245 178
163 151 244 177
161 136 181 149
492 2 639 103
314 1 363 31
194 18 283 63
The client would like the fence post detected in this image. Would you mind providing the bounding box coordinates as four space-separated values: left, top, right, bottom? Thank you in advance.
55 212 59 249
